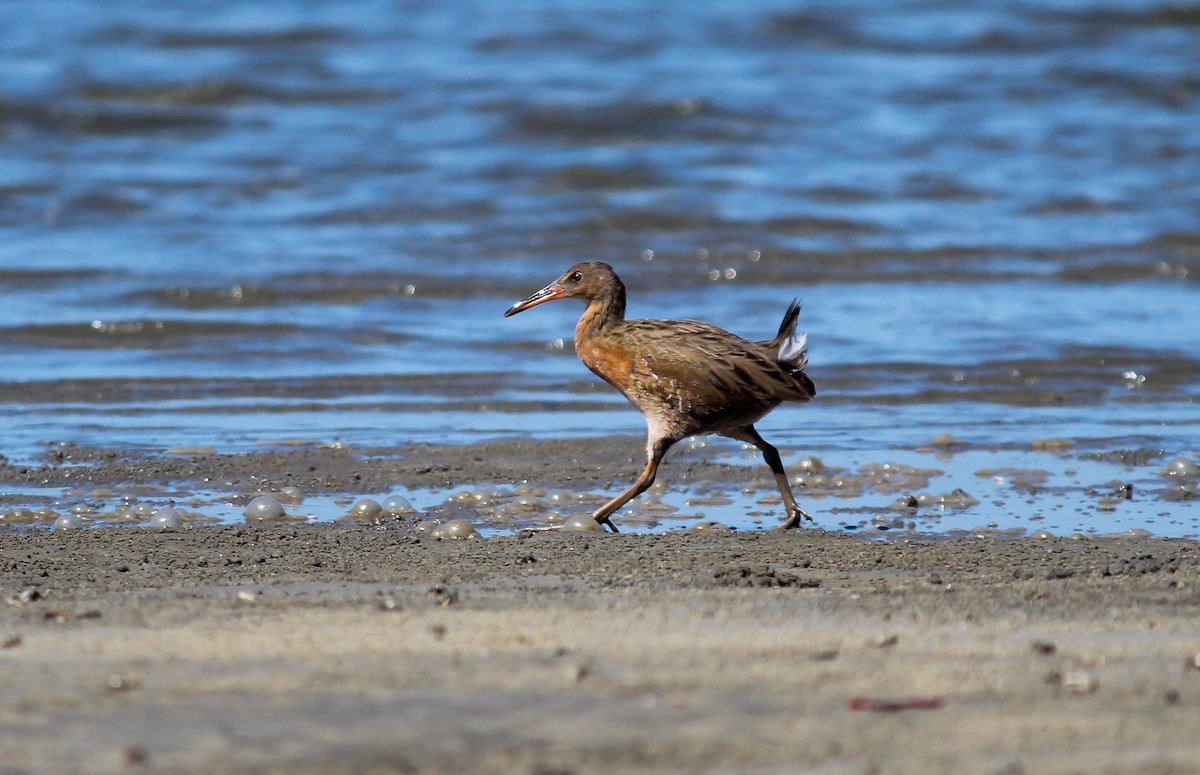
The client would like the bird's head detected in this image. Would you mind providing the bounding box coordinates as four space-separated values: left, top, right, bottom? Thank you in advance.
503 261 620 317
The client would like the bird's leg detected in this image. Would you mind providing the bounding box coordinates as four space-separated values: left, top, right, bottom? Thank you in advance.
591 437 672 533
727 426 813 529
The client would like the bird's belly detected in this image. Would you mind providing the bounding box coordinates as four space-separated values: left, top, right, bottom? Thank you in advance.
623 382 776 438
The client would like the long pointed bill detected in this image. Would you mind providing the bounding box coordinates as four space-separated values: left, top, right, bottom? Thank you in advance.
503 282 568 317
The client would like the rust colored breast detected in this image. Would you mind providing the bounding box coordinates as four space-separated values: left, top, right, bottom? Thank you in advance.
575 334 635 397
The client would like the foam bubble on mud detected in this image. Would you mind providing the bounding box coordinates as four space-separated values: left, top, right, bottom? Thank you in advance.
168 445 217 456
447 487 509 506
1109 528 1153 538
685 521 732 533
1030 438 1077 453
1 507 38 525
916 489 981 509
917 433 965 455
1160 457 1199 479
276 486 305 504
432 519 479 539
52 512 84 531
150 507 184 530
790 459 942 498
383 494 416 515
562 514 604 532
975 467 1051 491
243 495 286 521
3 442 1198 538
349 498 383 518
415 518 480 539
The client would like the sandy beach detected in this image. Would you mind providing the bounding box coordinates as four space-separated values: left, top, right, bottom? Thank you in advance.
2 445 1200 774
4 1 1200 772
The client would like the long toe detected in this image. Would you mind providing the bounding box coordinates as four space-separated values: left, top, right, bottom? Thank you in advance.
779 507 812 530
596 515 620 533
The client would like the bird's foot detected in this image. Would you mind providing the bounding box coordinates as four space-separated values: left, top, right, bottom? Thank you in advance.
594 514 620 533
779 506 813 530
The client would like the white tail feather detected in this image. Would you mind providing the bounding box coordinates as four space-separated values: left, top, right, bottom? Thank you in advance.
778 330 807 364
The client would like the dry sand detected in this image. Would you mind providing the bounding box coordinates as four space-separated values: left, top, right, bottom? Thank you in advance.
2 443 1200 774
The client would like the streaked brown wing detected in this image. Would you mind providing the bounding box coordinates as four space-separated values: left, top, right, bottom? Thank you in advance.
621 319 811 422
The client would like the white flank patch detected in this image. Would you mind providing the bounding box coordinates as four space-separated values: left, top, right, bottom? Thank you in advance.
778 330 807 364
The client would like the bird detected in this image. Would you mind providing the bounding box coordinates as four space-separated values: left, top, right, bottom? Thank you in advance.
503 261 816 532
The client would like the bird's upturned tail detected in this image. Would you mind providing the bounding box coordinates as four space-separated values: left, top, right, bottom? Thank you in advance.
766 300 816 398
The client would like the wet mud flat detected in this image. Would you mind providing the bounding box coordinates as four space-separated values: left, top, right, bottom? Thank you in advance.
2 446 1200 773
2 433 1198 540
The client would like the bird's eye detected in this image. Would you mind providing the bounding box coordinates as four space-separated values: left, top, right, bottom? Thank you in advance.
568 271 582 283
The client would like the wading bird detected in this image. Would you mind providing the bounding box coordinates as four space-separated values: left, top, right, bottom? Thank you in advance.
504 261 815 532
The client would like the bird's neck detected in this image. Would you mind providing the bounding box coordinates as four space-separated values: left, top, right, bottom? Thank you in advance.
575 285 626 344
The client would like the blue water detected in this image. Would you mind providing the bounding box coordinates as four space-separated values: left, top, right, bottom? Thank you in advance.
1 0 1198 534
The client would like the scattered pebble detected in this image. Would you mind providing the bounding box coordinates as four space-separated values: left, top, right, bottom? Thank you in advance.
848 696 944 712
106 674 140 692
122 748 148 766
5 588 41 608
1049 669 1098 693
567 659 593 683
428 586 458 606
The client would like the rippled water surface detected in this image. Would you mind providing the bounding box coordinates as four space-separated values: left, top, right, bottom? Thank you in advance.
2 0 1198 534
